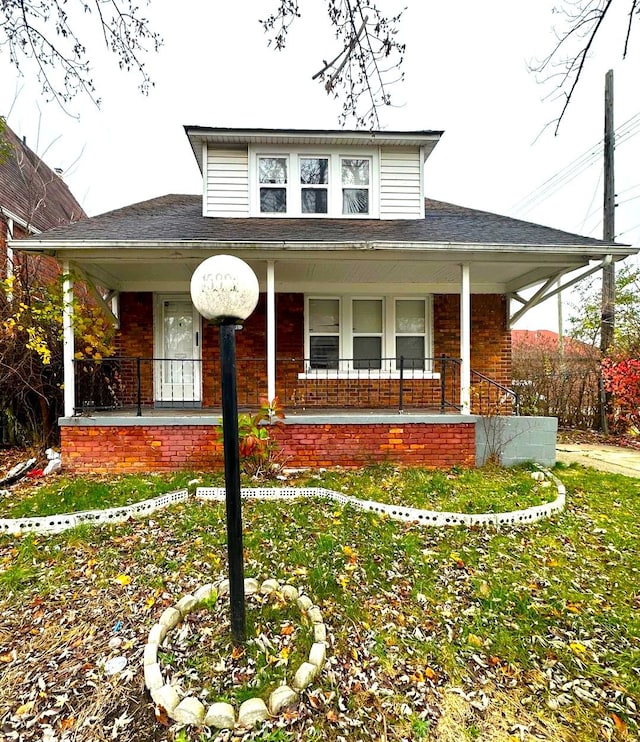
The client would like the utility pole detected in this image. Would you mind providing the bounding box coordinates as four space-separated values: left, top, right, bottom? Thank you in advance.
600 69 615 433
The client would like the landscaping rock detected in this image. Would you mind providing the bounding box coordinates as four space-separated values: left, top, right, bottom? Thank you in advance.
292 661 318 691
173 697 205 726
143 662 163 691
268 685 298 715
260 578 280 594
204 701 235 729
193 583 217 603
150 684 180 713
238 697 269 727
175 594 198 616
281 584 299 601
159 607 182 630
307 606 323 623
147 623 167 645
313 622 327 643
218 579 230 596
143 643 157 666
296 595 313 611
244 578 260 595
308 642 326 669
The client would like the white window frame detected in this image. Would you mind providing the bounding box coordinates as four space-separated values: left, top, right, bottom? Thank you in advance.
257 155 289 214
249 146 378 218
299 155 330 215
301 295 435 379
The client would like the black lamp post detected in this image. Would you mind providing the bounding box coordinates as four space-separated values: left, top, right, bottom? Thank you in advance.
190 255 259 645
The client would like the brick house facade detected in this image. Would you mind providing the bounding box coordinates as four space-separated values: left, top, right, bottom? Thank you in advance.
14 127 635 472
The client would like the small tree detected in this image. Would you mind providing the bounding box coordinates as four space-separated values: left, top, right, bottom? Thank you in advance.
0 267 115 447
601 358 640 434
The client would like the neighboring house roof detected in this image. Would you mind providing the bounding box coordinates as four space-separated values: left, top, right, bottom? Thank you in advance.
24 193 622 249
512 329 597 357
0 122 86 232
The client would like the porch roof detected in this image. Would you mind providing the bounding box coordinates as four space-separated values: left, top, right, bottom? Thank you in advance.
13 194 637 300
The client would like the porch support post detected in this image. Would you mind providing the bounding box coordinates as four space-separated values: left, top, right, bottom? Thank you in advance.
266 260 276 403
460 263 471 415
62 262 76 417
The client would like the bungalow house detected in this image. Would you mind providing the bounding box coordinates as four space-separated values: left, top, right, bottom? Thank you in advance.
12 127 637 472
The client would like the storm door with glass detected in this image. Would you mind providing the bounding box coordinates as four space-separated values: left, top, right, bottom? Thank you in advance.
154 297 202 406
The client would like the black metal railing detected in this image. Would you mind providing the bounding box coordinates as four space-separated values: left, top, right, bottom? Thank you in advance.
73 355 517 416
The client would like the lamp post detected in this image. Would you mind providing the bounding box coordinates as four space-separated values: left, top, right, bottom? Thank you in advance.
190 255 260 645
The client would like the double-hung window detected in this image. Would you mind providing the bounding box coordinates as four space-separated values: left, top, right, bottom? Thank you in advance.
259 157 288 213
254 151 374 216
300 157 329 214
342 158 370 215
395 299 427 370
305 296 433 376
352 299 383 369
308 298 340 369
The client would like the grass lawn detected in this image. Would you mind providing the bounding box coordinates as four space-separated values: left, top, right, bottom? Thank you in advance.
0 462 638 741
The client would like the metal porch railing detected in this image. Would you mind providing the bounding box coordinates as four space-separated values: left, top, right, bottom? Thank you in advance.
72 355 518 417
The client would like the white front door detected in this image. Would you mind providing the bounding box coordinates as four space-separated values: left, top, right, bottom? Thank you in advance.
155 296 202 406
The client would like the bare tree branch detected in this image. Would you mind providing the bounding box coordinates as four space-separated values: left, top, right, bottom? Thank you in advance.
0 0 162 111
531 0 638 134
262 0 405 128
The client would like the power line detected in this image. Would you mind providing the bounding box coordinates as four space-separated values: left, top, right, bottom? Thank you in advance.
511 109 640 218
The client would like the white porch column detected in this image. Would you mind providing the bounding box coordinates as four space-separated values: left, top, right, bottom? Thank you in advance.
460 263 471 415
62 262 76 417
266 260 276 403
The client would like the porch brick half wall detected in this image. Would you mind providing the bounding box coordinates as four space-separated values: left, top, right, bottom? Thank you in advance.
60 420 476 473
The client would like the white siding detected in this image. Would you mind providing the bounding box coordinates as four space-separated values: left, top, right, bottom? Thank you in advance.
204 148 250 217
379 147 423 219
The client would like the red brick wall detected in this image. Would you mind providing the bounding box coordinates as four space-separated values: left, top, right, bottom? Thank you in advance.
115 293 154 405
433 293 511 384
1 217 60 283
61 421 475 473
112 291 510 412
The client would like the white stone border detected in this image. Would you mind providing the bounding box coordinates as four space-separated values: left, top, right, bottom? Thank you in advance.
196 470 566 528
0 470 565 536
143 578 327 730
0 489 189 535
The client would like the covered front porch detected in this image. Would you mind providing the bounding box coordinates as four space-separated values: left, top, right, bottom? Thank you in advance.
16 195 630 473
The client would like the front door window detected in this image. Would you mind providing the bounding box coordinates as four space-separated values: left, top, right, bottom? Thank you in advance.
156 298 201 405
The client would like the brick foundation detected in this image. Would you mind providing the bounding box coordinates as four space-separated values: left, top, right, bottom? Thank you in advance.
61 420 476 474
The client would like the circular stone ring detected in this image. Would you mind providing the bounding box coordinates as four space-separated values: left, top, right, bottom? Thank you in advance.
143 578 328 730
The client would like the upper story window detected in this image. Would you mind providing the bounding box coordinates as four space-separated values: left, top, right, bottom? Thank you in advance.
342 158 370 215
300 157 329 214
259 157 288 213
253 149 375 217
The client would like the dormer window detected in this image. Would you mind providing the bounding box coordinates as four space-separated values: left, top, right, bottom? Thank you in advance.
300 157 329 214
342 158 370 214
259 157 288 213
252 149 376 217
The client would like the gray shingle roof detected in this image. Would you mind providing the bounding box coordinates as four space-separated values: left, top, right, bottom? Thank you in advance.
25 193 617 247
0 123 86 231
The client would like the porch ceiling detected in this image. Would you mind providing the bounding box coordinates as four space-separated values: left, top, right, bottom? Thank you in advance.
52 245 611 296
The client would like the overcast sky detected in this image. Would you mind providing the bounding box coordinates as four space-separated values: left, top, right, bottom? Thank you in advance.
2 1 639 331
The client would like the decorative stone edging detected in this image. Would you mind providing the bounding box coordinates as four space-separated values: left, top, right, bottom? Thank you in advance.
0 470 565 535
143 578 327 730
196 469 566 527
0 489 189 535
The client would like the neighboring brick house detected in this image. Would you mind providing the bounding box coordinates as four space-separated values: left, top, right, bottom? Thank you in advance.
0 121 86 284
14 127 637 472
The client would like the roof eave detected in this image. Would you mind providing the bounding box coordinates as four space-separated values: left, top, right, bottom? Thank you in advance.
12 239 636 259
